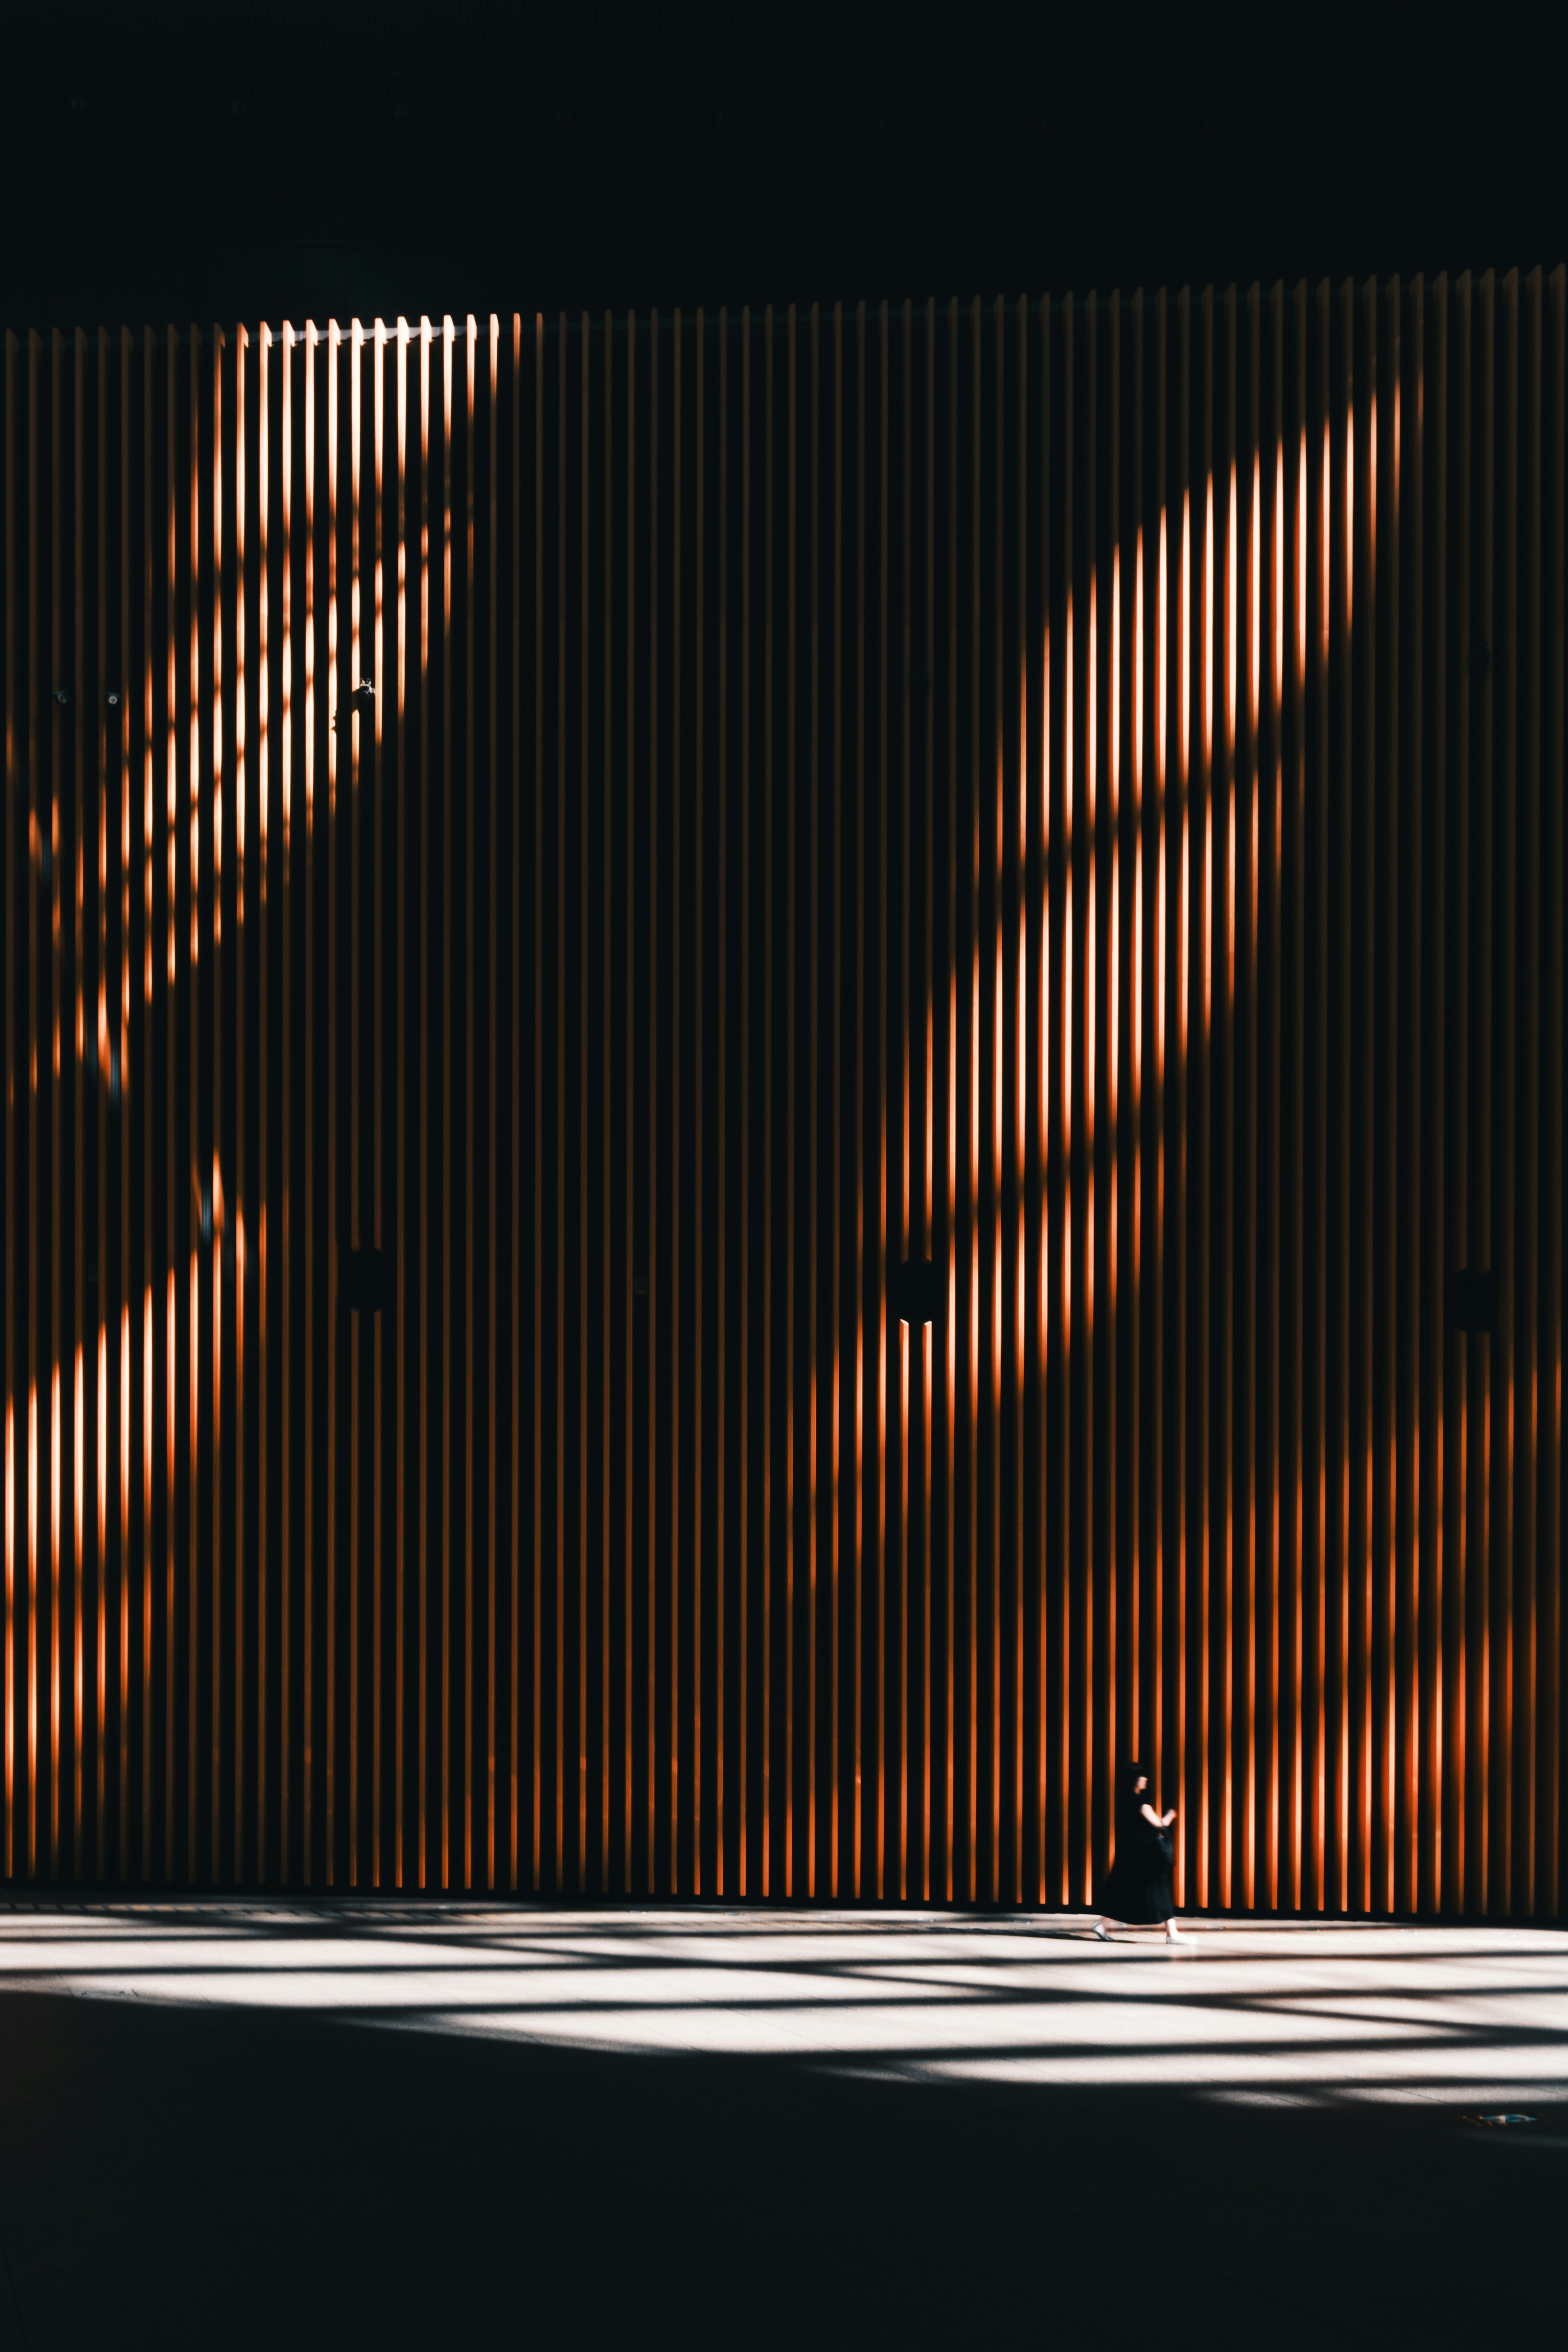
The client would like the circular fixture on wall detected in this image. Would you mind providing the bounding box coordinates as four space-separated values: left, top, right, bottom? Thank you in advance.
891 1257 939 1325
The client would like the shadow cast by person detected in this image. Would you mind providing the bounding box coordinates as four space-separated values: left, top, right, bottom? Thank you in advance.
1091 1761 1184 1944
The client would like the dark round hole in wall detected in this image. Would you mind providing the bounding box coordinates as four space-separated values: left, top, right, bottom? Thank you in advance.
891 1256 939 1325
344 1245 389 1313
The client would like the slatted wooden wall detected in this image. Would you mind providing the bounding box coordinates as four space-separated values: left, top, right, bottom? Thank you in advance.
2 279 1564 1910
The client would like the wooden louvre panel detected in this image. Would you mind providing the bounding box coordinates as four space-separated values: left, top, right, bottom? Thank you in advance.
0 280 1563 1911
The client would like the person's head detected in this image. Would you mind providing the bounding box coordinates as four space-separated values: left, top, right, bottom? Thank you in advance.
1123 1760 1150 1809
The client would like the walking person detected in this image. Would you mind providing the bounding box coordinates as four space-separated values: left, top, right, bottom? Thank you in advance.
1091 1761 1184 1942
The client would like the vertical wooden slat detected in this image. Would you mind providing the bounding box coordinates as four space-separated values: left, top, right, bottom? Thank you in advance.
988 292 1002 1908
65 321 82 1891
693 309 706 1895
2 327 14 1886
1449 270 1474 1912
644 310 657 1896
439 313 454 1891
829 300 844 1899
2 327 13 1886
1264 280 1283 1914
372 315 385 1888
923 296 937 1907
620 309 633 1894
895 297 910 1909
160 323 176 1886
1114 281 1127 1889
232 320 246 1886
1400 274 1425 1922
301 316 318 1886
182 318 209 1885
1194 286 1214 1911
1089 287 1109 1913
962 296 975 1905
1240 284 1259 1915
737 304 750 1900
782 303 796 1902
49 324 63 1886
600 308 612 1894
463 314 477 1892
1171 287 1192 1911
135 322 149 1885
415 314 430 1891
256 320 270 1884
1287 279 1307 1914
510 310 522 1894
277 318 293 1888
806 301 818 1901
1352 279 1376 1919
1495 269 1519 1916
92 325 108 1884
208 321 222 1887
1145 284 1164 1904
510 309 521 1893
26 327 39 1885
531 308 542 1894
345 316 361 1886
716 305 729 1897
1429 274 1453 1918
1213 282 1232 1910
1054 290 1073 1907
1414 273 1445 1921
1515 267 1539 1917
760 305 773 1898
671 310 684 1895
393 316 408 1890
1542 262 1568 1910
1541 265 1566 1918
877 298 891 1903
115 318 127 1884
488 311 499 1893
1332 275 1355 1918
1473 268 1495 1913
575 310 588 1894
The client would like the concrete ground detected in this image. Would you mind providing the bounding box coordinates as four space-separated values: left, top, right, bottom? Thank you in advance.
0 1904 1561 2350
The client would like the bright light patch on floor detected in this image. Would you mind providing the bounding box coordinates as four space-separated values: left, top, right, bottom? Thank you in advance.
0 1910 1564 2108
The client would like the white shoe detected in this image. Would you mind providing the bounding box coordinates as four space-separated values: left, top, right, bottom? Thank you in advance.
1090 1921 1111 1941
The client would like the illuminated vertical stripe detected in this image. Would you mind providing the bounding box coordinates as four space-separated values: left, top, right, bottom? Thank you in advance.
258 315 272 1877
395 314 409 1888
373 314 387 1887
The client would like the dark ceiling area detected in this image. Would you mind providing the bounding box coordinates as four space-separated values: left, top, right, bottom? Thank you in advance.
2 0 1565 331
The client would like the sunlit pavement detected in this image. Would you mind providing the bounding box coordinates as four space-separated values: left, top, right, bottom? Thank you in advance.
0 1905 1561 2350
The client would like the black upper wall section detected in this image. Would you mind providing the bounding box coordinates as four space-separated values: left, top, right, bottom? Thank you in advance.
2 0 1565 332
